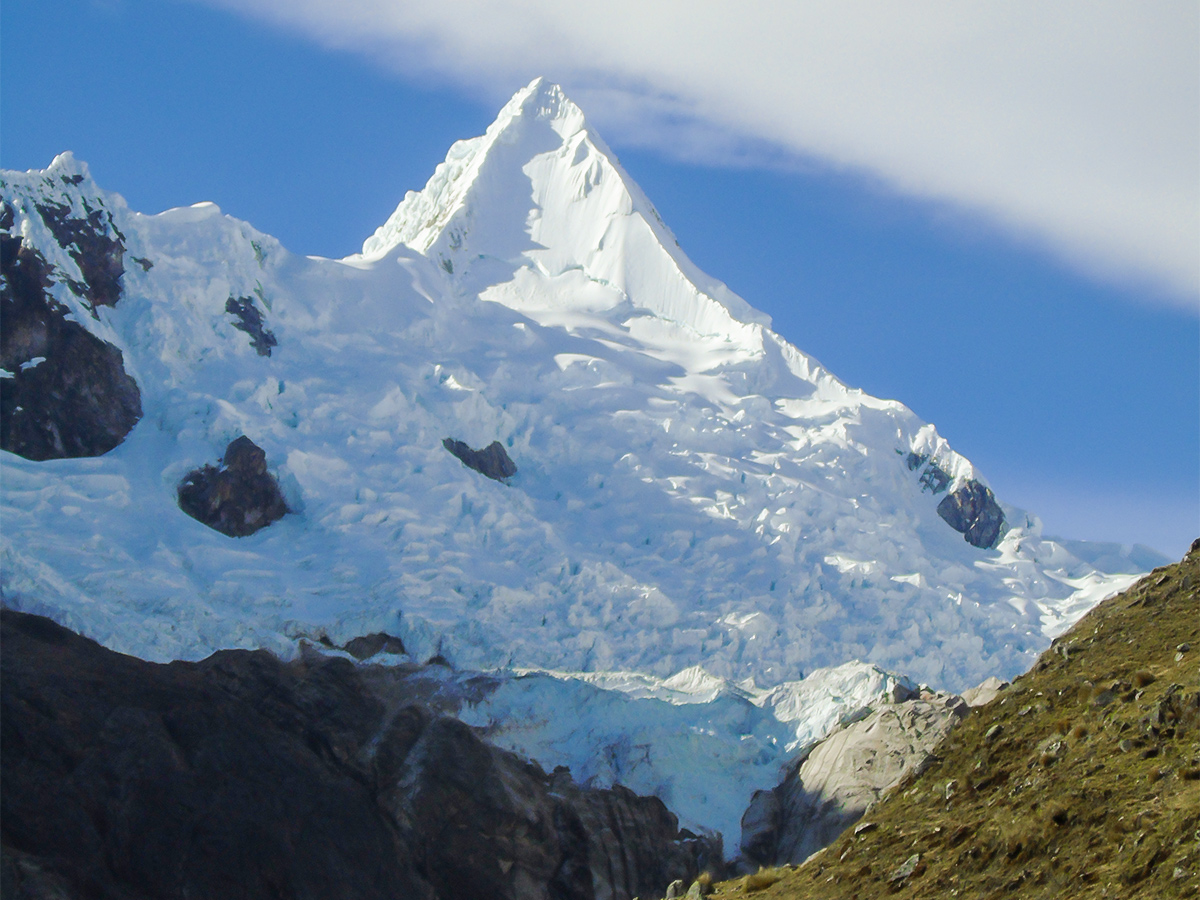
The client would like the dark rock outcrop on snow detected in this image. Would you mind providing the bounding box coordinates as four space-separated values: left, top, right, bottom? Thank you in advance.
226 294 277 356
444 437 518 481
0 231 143 460
0 610 716 900
33 197 126 315
936 479 1005 549
905 452 951 495
342 632 408 660
177 435 289 537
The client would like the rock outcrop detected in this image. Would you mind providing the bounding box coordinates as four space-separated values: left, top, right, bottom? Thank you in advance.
177 435 289 536
226 294 277 356
739 692 969 868
443 437 518 481
1 228 142 460
341 632 408 660
960 675 1009 708
936 479 1005 549
1 610 716 900
32 195 126 315
904 454 1005 549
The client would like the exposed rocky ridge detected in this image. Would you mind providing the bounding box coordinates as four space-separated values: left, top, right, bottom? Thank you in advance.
707 541 1200 899
31 193 126 315
904 453 1005 548
0 226 142 460
0 609 716 900
225 294 277 356
937 479 1006 549
177 435 289 537
962 675 1009 708
739 692 969 869
443 437 518 482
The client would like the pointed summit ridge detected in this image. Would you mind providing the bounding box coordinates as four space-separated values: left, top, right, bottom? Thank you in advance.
361 79 770 339
361 78 577 260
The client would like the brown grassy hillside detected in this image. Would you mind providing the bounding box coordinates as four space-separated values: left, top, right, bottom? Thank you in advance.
712 541 1200 899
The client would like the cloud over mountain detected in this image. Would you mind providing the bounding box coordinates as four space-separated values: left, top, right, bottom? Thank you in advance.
198 0 1199 309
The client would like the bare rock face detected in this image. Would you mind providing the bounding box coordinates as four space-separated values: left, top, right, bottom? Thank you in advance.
0 225 142 461
936 480 1005 549
32 195 126 315
225 294 277 356
739 693 969 868
386 716 717 900
177 435 289 537
444 437 518 481
1 610 715 900
341 632 408 660
0 610 433 900
904 455 1005 549
961 675 1009 708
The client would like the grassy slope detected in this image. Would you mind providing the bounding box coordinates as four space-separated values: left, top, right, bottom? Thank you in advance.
712 543 1200 899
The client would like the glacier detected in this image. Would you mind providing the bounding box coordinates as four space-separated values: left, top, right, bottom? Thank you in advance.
0 78 1161 847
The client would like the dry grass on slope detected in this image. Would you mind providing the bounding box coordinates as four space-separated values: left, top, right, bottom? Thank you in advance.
710 542 1200 900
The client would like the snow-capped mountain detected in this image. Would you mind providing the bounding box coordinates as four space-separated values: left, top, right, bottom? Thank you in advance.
1 78 1162 845
1 77 1157 684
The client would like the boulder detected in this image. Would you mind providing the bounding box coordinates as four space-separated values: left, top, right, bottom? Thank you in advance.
177 435 289 537
739 692 969 867
443 437 517 481
0 232 142 460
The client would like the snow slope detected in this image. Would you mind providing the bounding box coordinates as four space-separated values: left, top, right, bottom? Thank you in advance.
1 78 1154 687
1 78 1161 844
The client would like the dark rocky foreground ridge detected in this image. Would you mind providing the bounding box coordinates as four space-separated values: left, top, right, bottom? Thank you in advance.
706 541 1200 899
0 611 718 900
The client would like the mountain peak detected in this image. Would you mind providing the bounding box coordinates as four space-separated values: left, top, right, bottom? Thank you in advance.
498 77 586 133
360 79 770 337
359 77 590 261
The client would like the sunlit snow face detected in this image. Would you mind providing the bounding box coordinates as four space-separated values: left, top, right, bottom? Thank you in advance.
1 84 1146 706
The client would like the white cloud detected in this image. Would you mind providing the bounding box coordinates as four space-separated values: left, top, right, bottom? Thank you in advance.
199 0 1199 309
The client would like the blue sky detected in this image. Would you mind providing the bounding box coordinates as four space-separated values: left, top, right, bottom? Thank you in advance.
3 0 1197 558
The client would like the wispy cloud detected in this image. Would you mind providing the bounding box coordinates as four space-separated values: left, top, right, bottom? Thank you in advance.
198 0 1199 309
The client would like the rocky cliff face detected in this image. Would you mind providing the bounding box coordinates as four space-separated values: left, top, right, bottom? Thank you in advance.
936 480 1005 549
0 205 142 460
0 610 716 900
739 692 969 868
